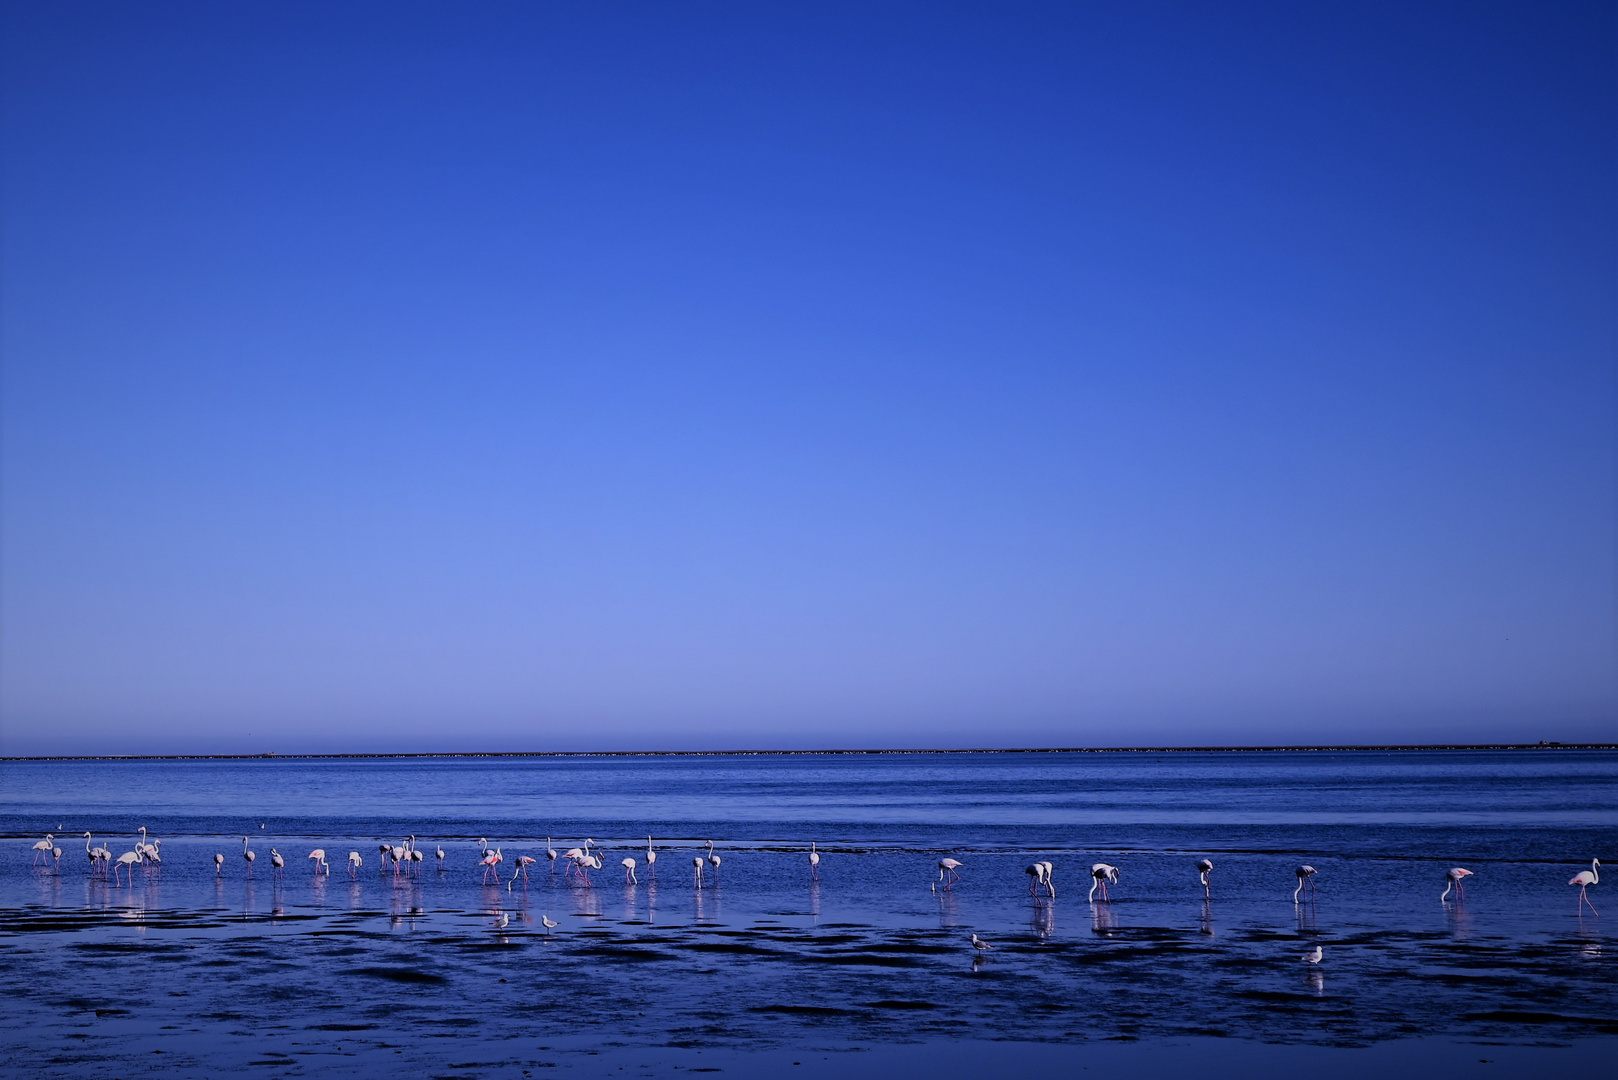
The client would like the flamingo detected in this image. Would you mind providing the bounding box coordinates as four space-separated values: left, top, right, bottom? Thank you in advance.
242 837 256 877
622 857 638 884
213 852 225 875
478 847 501 885
1303 945 1323 964
1197 859 1214 898
92 839 111 876
1569 859 1600 916
546 838 558 873
1294 865 1318 903
1026 863 1045 895
693 855 705 887
1040 861 1056 898
347 851 363 878
270 849 285 879
580 853 601 885
937 858 963 889
308 849 330 875
436 844 446 870
1440 867 1473 902
510 855 538 886
31 834 54 865
82 833 96 872
541 915 558 933
1089 863 1119 902
112 848 142 887
52 845 62 872
970 933 994 954
409 843 424 875
645 836 656 878
705 840 721 879
809 842 820 880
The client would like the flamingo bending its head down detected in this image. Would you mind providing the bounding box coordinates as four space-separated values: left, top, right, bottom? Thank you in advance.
692 855 705 887
347 851 363 878
937 858 963 889
308 849 329 875
809 842 820 880
213 852 225 875
1293 865 1318 903
1089 863 1119 902
622 857 637 884
1569 859 1600 916
1197 859 1215 898
1440 867 1473 902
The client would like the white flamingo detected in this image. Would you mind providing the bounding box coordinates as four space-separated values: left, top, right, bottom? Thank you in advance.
31 834 55 866
1197 859 1214 898
269 849 285 879
510 855 538 886
706 840 721 879
1294 865 1318 903
645 836 656 878
1040 861 1056 898
112 848 142 887
1569 859 1600 916
242 837 256 877
52 845 62 872
308 849 330 874
937 858 963 889
546 837 558 873
436 844 446 870
347 851 363 878
809 842 820 880
693 855 705 887
1440 867 1473 902
1089 863 1119 902
83 833 97 872
622 857 638 884
213 852 225 875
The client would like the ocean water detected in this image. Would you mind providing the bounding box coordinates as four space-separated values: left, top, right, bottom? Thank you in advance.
0 750 1612 1078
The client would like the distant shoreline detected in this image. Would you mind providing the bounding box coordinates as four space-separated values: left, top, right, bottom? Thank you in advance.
2 742 1613 761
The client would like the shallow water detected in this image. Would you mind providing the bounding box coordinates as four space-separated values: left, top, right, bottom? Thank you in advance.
0 750 1612 1078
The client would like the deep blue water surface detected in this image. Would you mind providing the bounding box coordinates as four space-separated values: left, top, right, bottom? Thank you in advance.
0 750 1612 1078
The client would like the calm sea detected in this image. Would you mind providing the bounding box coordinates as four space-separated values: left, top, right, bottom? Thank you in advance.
0 750 1612 1077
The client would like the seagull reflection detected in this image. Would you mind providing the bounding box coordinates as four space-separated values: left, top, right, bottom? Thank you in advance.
1307 967 1325 996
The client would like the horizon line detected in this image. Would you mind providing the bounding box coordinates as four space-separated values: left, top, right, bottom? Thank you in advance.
2 741 1614 761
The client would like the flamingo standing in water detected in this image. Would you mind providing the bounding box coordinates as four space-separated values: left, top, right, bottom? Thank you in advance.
1089 863 1119 902
1026 863 1046 895
509 855 538 887
1293 865 1318 902
83 834 98 873
31 834 54 866
308 849 330 875
645 837 657 879
1569 859 1600 916
112 847 142 887
622 857 638 884
1197 859 1214 898
347 851 363 878
1040 861 1056 898
692 855 706 887
213 852 225 875
1440 867 1473 902
937 858 963 889
436 844 446 870
809 842 820 880
478 847 501 885
242 837 256 877
706 841 721 880
52 845 62 872
269 849 285 879
545 838 558 873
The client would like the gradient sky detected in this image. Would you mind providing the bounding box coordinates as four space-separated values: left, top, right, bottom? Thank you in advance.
2 3 1613 754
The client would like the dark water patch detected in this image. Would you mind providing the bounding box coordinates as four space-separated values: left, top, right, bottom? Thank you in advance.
344 966 447 984
679 942 786 957
572 945 678 962
750 1004 856 1016
1465 1011 1618 1031
308 1022 377 1031
865 1000 939 1010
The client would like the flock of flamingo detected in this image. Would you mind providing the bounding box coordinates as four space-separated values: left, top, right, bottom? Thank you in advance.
26 829 1604 922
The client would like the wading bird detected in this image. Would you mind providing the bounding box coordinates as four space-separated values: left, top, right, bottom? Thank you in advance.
693 855 705 887
213 852 225 875
646 837 656 878
937 858 963 889
52 845 62 872
809 842 819 880
478 847 501 885
1089 863 1119 902
242 837 256 877
541 915 558 933
31 834 54 866
270 849 285 879
112 847 142 887
1197 859 1214 898
348 851 363 878
510 855 538 886
436 844 446 870
546 838 558 873
1026 863 1046 895
706 841 721 879
622 857 637 884
308 849 329 875
1294 865 1318 903
1440 867 1473 902
970 933 994 954
1303 945 1323 964
1569 859 1600 916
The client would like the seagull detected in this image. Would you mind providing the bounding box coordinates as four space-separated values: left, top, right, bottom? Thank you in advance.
541 915 559 933
496 912 510 930
1303 945 1323 964
970 933 994 953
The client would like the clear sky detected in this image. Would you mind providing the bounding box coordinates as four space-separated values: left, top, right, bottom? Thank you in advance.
1 3 1613 755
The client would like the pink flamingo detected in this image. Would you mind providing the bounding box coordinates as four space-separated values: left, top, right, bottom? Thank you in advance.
31 834 54 866
308 849 330 875
1440 867 1473 902
622 857 638 884
1089 863 1119 901
478 847 501 885
112 848 142 887
937 858 963 889
510 855 538 886
1569 859 1600 916
1293 865 1317 902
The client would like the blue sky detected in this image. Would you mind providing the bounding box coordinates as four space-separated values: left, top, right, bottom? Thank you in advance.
2 3 1613 754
